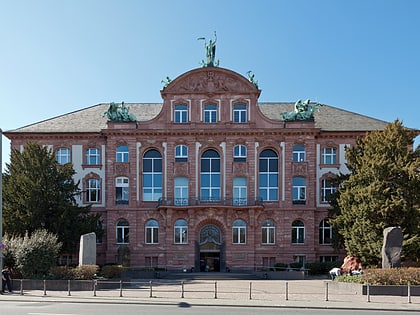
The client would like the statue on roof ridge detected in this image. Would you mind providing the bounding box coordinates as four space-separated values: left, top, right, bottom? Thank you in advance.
281 99 321 122
103 102 137 122
247 71 259 88
198 31 219 67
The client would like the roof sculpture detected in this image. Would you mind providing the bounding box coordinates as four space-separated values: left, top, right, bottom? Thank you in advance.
102 102 137 122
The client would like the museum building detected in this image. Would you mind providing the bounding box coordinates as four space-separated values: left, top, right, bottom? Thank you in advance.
4 63 389 271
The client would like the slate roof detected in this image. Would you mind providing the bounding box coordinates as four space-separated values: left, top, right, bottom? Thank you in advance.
7 102 389 134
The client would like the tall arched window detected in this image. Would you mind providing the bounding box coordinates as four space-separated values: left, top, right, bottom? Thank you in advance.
292 220 305 244
174 219 188 244
116 219 129 244
319 219 332 245
262 219 275 244
232 219 246 244
145 219 159 244
143 149 162 201
200 149 220 201
259 149 278 201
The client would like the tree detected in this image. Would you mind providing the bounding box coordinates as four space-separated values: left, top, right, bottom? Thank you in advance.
330 120 420 266
3 141 103 253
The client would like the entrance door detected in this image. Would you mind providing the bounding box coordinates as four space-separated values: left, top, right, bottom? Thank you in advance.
198 224 222 272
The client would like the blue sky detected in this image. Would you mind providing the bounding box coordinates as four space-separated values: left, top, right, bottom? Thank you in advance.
1 0 419 170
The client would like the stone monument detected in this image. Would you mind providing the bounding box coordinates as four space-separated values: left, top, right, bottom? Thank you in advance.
79 232 97 266
381 226 403 268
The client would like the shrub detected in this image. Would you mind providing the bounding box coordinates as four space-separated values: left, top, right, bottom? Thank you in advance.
306 261 342 275
100 264 123 279
337 268 420 285
73 265 99 280
273 263 288 271
49 266 75 279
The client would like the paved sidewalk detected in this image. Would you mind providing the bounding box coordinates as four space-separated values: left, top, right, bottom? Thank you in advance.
1 279 419 312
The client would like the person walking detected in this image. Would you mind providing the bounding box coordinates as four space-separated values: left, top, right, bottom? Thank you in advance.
2 266 13 293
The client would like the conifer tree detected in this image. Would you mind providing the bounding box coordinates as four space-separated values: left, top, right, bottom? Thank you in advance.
330 120 420 266
2 141 102 253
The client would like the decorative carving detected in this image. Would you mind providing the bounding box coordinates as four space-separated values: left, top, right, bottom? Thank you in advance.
233 162 248 176
115 163 129 174
174 162 189 176
292 162 308 175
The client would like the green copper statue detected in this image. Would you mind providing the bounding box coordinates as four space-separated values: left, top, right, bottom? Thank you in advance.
281 99 321 121
198 31 219 67
247 71 259 88
103 102 137 122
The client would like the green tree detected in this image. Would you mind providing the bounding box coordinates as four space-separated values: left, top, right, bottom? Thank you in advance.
3 141 102 253
330 120 420 266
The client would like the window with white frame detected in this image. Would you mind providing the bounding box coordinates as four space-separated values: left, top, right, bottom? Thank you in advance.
319 219 333 245
232 219 246 244
321 179 336 202
292 176 306 204
86 148 100 165
262 219 275 244
174 177 188 205
86 178 100 203
143 149 162 201
56 148 71 164
322 147 337 164
200 149 220 201
204 104 217 123
175 145 188 162
174 219 188 244
233 145 246 162
116 145 129 162
292 145 306 162
116 177 129 204
174 104 188 123
116 219 129 244
292 220 305 244
233 177 247 205
233 104 247 123
145 219 159 244
259 149 279 201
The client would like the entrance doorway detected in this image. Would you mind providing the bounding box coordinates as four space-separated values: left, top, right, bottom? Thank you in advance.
198 224 222 272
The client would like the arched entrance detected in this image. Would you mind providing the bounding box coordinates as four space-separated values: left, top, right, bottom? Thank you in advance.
198 224 223 272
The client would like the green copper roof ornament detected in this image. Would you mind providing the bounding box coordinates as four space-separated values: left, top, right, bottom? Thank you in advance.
161 76 172 89
198 31 219 67
246 71 259 89
103 102 137 122
281 99 322 122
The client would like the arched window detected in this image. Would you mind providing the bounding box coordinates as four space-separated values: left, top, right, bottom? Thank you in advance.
56 148 71 164
259 149 278 201
174 219 188 244
319 219 332 245
292 145 305 162
116 219 129 244
200 149 220 201
233 145 246 162
292 220 305 244
116 145 129 162
262 219 275 244
174 177 188 205
143 149 162 201
116 177 129 205
175 145 188 162
232 219 246 244
145 219 159 244
292 177 306 204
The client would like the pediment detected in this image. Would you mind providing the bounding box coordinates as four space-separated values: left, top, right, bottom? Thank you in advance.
161 67 260 96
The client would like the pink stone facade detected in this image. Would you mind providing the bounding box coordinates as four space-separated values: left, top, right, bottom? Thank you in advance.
6 66 369 271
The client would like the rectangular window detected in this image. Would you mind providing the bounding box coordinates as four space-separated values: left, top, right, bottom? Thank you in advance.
233 177 247 205
321 179 336 202
56 148 71 165
86 148 100 165
233 104 247 123
174 177 189 206
204 104 217 123
322 147 337 164
87 179 100 202
174 104 188 123
116 177 129 205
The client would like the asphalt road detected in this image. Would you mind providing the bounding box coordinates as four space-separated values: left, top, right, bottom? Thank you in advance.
1 302 417 315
